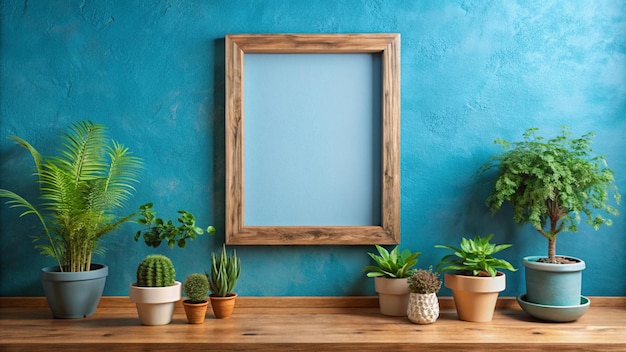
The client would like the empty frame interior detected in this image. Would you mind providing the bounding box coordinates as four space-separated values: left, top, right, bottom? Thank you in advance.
225 34 400 245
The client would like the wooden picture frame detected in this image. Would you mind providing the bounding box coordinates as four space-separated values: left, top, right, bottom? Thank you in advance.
225 34 400 245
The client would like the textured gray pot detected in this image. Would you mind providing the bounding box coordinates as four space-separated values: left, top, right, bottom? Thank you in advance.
41 264 108 319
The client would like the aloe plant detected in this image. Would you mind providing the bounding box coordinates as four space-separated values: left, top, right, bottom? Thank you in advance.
362 245 421 278
207 244 241 297
0 121 142 272
435 234 516 277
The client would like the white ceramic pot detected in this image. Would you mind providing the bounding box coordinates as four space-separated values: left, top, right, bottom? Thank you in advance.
129 281 181 325
407 292 439 324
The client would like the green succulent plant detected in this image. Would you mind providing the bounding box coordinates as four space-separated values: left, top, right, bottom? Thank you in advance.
0 121 142 272
407 267 441 294
435 234 516 277
206 244 241 297
183 273 210 303
134 202 215 249
362 245 421 278
136 254 176 287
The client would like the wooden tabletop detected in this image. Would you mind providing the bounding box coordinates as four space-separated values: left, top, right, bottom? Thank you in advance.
1 296 625 351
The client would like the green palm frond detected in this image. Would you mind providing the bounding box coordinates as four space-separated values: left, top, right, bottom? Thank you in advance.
0 121 143 272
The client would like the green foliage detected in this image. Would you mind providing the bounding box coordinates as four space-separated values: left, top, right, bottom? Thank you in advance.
407 267 441 294
362 245 421 278
136 254 176 287
183 273 210 303
478 127 620 260
435 234 516 277
206 244 241 297
134 203 216 249
0 121 142 272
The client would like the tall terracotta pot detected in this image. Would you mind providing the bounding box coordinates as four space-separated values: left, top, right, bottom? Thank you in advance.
444 273 506 322
209 293 237 319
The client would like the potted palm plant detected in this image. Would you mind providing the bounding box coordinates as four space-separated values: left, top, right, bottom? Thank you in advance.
182 273 210 324
478 127 620 321
0 121 142 318
436 234 516 322
406 267 441 324
206 244 241 319
362 245 421 316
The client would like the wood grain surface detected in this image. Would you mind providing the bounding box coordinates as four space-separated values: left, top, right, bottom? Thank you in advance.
1 296 624 351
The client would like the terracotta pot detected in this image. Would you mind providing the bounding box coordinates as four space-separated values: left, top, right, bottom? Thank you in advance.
209 293 237 319
183 300 209 324
444 273 506 322
374 277 410 316
407 292 439 324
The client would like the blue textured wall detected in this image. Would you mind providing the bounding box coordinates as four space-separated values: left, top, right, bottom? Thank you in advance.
1 0 624 297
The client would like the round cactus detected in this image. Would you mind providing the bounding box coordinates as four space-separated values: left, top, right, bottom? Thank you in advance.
136 254 176 287
183 273 209 303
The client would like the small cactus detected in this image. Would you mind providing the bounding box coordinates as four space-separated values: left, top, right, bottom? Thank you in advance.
184 273 209 303
407 268 441 294
136 254 176 287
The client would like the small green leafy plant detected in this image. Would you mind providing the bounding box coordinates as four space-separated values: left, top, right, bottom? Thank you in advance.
136 254 176 287
363 245 421 278
407 267 441 294
435 234 516 277
478 127 620 263
183 273 210 303
206 244 241 297
134 203 215 249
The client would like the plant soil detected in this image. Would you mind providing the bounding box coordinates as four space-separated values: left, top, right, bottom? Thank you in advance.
537 256 580 264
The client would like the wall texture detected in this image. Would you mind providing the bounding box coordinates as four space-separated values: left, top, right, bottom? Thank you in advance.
1 0 624 297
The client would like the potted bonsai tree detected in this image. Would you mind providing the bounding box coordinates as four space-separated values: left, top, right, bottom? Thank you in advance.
130 204 215 325
182 273 210 324
436 234 516 322
362 245 421 316
206 244 241 319
406 267 441 324
129 254 180 325
0 121 143 318
478 127 620 321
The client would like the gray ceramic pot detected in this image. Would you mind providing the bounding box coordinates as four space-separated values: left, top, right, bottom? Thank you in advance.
41 264 108 318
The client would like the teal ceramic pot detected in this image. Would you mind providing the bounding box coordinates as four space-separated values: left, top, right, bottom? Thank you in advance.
41 264 108 318
522 256 585 306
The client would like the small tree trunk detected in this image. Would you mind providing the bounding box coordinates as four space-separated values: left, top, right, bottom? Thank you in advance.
547 237 557 263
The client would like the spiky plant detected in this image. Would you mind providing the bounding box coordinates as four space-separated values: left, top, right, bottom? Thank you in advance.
0 121 142 272
184 273 210 303
407 268 441 294
478 127 620 263
136 255 176 287
206 244 241 297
